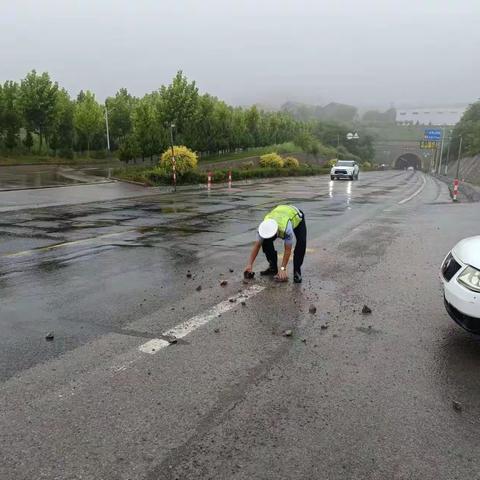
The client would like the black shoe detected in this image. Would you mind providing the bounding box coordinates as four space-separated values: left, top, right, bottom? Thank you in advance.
293 272 302 283
260 266 278 276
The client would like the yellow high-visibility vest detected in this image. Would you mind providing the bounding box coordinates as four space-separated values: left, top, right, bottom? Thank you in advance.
264 205 302 238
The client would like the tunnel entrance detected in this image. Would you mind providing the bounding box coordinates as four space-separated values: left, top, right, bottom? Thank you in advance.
394 153 422 170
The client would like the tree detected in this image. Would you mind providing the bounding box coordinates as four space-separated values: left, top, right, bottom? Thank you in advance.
105 88 135 149
24 131 34 151
451 101 480 157
157 71 199 140
0 81 22 150
51 88 74 154
19 71 58 151
245 106 260 146
73 90 104 155
132 95 164 160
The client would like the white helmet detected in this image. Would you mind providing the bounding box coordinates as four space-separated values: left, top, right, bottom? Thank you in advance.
258 219 278 239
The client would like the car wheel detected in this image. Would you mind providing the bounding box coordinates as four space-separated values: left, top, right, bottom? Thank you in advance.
349 175 354 181
330 175 335 181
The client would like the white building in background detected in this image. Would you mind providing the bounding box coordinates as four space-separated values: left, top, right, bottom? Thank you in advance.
396 106 467 126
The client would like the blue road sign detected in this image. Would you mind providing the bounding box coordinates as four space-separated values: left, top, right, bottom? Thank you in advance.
424 129 442 140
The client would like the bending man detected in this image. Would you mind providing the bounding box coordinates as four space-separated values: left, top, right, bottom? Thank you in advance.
244 204 307 283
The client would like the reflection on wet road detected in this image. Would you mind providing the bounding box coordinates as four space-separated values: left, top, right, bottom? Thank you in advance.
0 170 420 260
0 164 114 190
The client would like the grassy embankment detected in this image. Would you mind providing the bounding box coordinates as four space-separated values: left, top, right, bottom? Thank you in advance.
113 142 331 185
198 143 298 164
113 164 330 186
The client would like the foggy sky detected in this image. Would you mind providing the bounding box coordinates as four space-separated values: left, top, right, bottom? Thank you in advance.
2 0 479 108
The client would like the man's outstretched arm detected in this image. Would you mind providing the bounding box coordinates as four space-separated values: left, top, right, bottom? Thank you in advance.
245 240 261 272
276 244 292 280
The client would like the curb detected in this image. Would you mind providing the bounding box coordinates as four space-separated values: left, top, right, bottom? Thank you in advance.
110 176 149 187
0 180 114 193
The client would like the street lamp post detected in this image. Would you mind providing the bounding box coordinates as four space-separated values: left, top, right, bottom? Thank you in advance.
169 123 176 192
105 103 111 153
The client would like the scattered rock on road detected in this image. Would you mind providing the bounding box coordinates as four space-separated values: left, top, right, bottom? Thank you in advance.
229 298 236 303
186 272 192 278
229 268 234 273
321 324 329 330
241 301 246 306
220 280 228 287
309 304 317 314
282 329 293 337
214 328 220 333
45 332 54 341
362 305 372 314
452 400 463 412
196 285 202 291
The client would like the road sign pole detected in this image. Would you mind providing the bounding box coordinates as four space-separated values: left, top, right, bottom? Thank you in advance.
437 127 445 174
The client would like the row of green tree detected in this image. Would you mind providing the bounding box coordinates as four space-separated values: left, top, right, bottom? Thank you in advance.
0 70 375 162
450 100 480 159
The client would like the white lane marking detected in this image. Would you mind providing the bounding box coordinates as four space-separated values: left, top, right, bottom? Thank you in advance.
398 174 426 204
138 285 265 354
138 338 170 355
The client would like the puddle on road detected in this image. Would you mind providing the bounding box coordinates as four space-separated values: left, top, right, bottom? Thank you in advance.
0 165 111 190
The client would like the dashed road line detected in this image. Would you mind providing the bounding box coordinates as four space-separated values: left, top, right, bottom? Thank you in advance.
137 285 265 354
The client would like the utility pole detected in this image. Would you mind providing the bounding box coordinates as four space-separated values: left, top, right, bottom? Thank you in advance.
170 123 176 192
452 135 463 202
437 126 445 174
105 103 111 152
455 135 463 179
444 138 451 175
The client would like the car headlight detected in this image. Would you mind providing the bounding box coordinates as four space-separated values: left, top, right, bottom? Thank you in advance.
457 265 480 292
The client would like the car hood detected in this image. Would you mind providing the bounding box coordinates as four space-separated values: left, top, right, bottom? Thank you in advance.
452 236 480 269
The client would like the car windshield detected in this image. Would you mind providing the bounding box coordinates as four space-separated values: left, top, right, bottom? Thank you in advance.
336 161 355 166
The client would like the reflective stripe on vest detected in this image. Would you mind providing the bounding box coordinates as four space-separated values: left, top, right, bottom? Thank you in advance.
264 205 302 238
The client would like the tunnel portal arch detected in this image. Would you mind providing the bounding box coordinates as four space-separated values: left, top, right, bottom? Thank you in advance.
394 153 422 170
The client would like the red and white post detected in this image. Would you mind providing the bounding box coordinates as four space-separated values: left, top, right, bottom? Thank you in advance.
207 171 212 190
228 169 232 189
172 155 177 191
452 178 459 202
169 124 177 192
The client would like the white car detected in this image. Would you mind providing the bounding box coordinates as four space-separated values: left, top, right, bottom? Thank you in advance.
441 236 480 333
330 160 360 181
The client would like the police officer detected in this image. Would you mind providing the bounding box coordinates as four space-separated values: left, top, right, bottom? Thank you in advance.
244 204 306 283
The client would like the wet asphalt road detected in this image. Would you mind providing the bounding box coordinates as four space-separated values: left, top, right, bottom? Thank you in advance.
1 171 480 479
